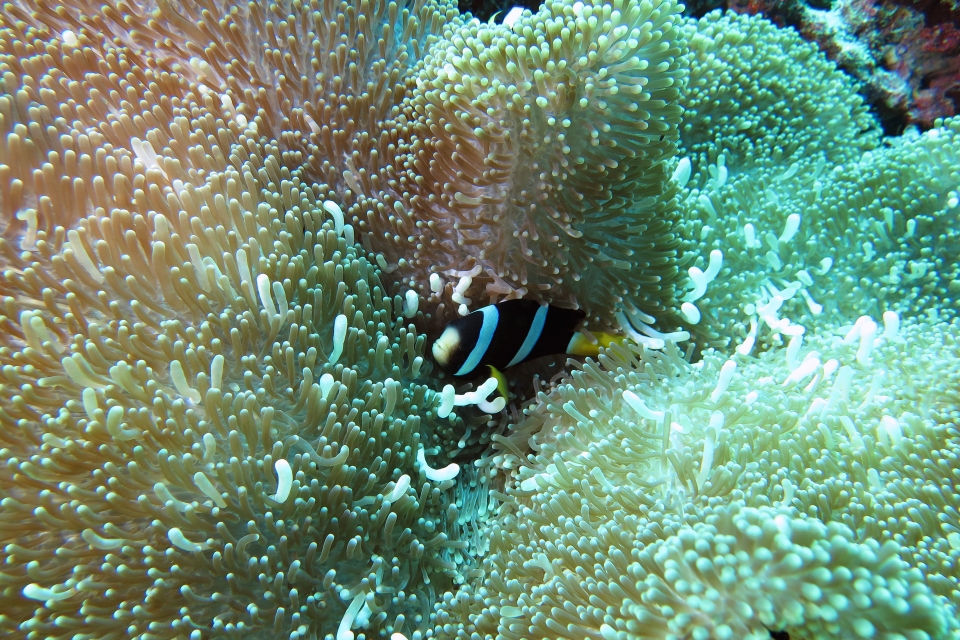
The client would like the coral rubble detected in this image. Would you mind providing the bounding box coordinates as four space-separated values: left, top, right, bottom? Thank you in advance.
723 0 960 130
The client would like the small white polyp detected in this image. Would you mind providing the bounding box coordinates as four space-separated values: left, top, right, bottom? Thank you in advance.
383 378 399 416
319 373 336 398
417 447 460 482
779 213 801 244
236 248 253 284
337 592 366 640
744 223 760 249
478 396 506 413
438 378 502 418
622 390 664 422
882 310 900 339
698 194 717 219
878 415 903 448
17 209 37 251
256 274 276 317
23 583 74 602
385 474 411 504
737 318 759 356
202 432 217 464
330 314 348 364
712 154 727 187
429 273 443 294
154 482 188 511
785 334 803 367
683 267 708 302
171 360 201 403
168 527 206 552
194 471 226 508
273 459 293 502
705 250 723 281
519 475 541 492
211 354 224 390
437 385 456 419
616 310 688 348
272 281 288 316
452 276 472 306
672 157 691 187
682 250 722 303
779 478 796 507
402 290 419 318
454 377 498 407
323 200 345 237
696 413 722 490
856 317 878 365
710 360 737 402
680 302 701 324
783 356 820 387
801 289 823 315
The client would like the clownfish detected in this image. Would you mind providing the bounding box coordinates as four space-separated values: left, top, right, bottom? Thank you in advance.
431 300 625 386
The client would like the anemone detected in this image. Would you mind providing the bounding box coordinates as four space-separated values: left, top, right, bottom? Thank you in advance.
3 0 960 639
367 0 688 330
440 310 960 638
674 103 960 351
677 10 880 182
0 2 479 635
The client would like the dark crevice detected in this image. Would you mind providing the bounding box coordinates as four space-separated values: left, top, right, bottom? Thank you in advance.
459 0 539 22
870 95 910 136
945 85 960 112
683 0 729 18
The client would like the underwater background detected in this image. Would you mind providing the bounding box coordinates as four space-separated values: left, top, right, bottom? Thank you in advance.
0 0 959 638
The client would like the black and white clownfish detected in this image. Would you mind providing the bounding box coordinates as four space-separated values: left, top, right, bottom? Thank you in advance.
431 299 625 382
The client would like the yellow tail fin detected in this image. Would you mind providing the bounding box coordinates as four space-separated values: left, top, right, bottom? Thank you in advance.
566 331 625 358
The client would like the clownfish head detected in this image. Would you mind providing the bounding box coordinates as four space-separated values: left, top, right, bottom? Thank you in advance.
431 324 462 373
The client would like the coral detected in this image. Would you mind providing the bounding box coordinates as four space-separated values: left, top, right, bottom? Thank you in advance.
721 0 960 130
801 0 960 129
896 19 960 127
0 2 482 636
436 308 960 638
